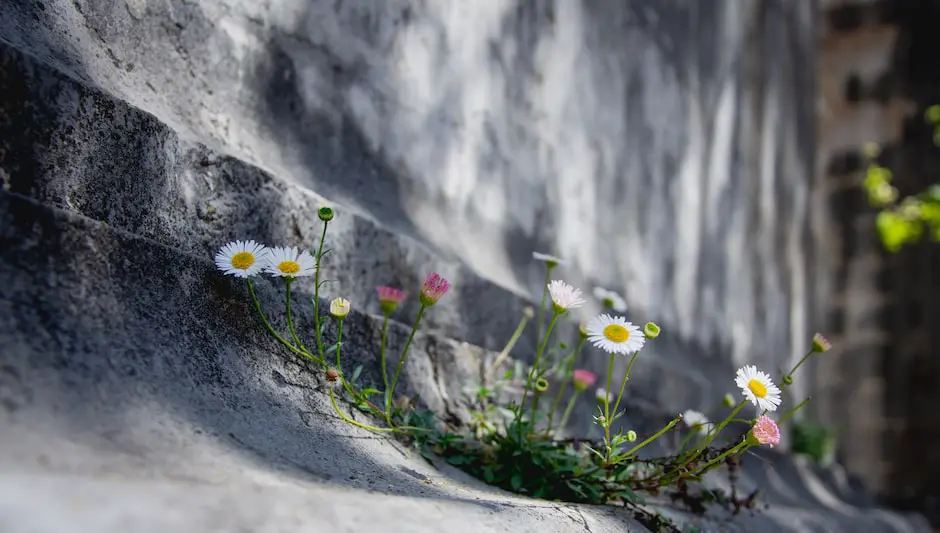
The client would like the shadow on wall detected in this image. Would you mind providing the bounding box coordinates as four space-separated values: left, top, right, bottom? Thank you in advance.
250 0 817 413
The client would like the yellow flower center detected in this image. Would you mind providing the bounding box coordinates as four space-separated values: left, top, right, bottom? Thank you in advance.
603 324 629 343
231 252 255 270
748 379 767 398
278 260 301 274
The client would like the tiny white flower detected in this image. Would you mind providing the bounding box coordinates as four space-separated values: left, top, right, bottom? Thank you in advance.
595 387 612 404
593 286 628 313
734 365 782 412
547 280 585 312
682 409 713 434
586 314 645 355
265 246 317 278
330 297 350 318
532 252 565 267
214 240 269 278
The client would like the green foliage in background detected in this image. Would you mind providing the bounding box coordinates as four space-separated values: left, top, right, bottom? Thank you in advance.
790 417 836 466
862 106 940 252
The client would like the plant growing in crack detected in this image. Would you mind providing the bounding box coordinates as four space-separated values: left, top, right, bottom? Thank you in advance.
213 208 833 533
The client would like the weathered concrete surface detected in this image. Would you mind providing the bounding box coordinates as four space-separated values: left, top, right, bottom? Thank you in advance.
0 189 931 533
0 0 824 401
0 1 931 532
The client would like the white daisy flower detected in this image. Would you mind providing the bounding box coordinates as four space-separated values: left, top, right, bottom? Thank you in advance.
585 314 645 355
734 365 782 412
547 280 585 312
682 409 713 434
593 286 628 312
533 252 565 267
595 387 612 404
264 246 317 278
214 240 269 278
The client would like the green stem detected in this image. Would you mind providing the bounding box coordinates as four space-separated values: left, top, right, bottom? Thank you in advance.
312 220 329 358
487 311 532 382
603 353 615 464
520 312 560 424
285 279 307 352
380 313 391 394
786 349 814 382
329 387 397 433
386 305 427 420
617 415 682 462
546 338 584 434
693 440 748 475
335 318 344 369
679 400 746 472
533 266 553 353
778 397 811 425
557 391 582 431
246 279 321 363
610 350 640 423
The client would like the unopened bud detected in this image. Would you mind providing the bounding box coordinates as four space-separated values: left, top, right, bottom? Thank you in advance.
782 374 794 385
812 333 832 353
325 368 340 382
317 206 335 221
535 378 549 393
722 393 735 407
626 430 637 443
643 322 660 339
523 306 535 319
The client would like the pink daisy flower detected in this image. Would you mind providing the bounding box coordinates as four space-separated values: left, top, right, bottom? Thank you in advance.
419 272 450 306
750 415 781 447
376 286 407 314
572 369 597 392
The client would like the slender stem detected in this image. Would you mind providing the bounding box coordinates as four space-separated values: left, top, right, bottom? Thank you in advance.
519 312 560 424
676 426 703 453
246 279 321 363
380 313 391 394
329 387 397 433
487 311 532 382
787 349 815 381
693 440 748 475
557 391 582 431
335 319 344 369
678 400 746 472
778 397 811 425
285 279 307 352
386 305 427 419
603 353 616 464
617 415 682 462
546 338 584 434
534 266 553 352
312 221 329 357
610 350 640 424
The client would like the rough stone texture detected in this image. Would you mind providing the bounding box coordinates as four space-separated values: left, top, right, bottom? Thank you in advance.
0 1 932 532
1 0 823 394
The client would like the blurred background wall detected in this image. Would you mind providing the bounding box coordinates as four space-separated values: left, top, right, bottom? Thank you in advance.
816 0 940 525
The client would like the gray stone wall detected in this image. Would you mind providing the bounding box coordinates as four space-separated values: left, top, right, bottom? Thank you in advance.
0 0 821 416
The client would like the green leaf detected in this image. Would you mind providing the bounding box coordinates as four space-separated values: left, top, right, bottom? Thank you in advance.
510 473 523 491
351 365 363 383
483 467 495 483
325 343 341 355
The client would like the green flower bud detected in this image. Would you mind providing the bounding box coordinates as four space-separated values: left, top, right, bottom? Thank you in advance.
317 206 335 221
722 393 735 407
626 430 637 443
535 378 549 393
782 374 794 385
643 322 660 339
